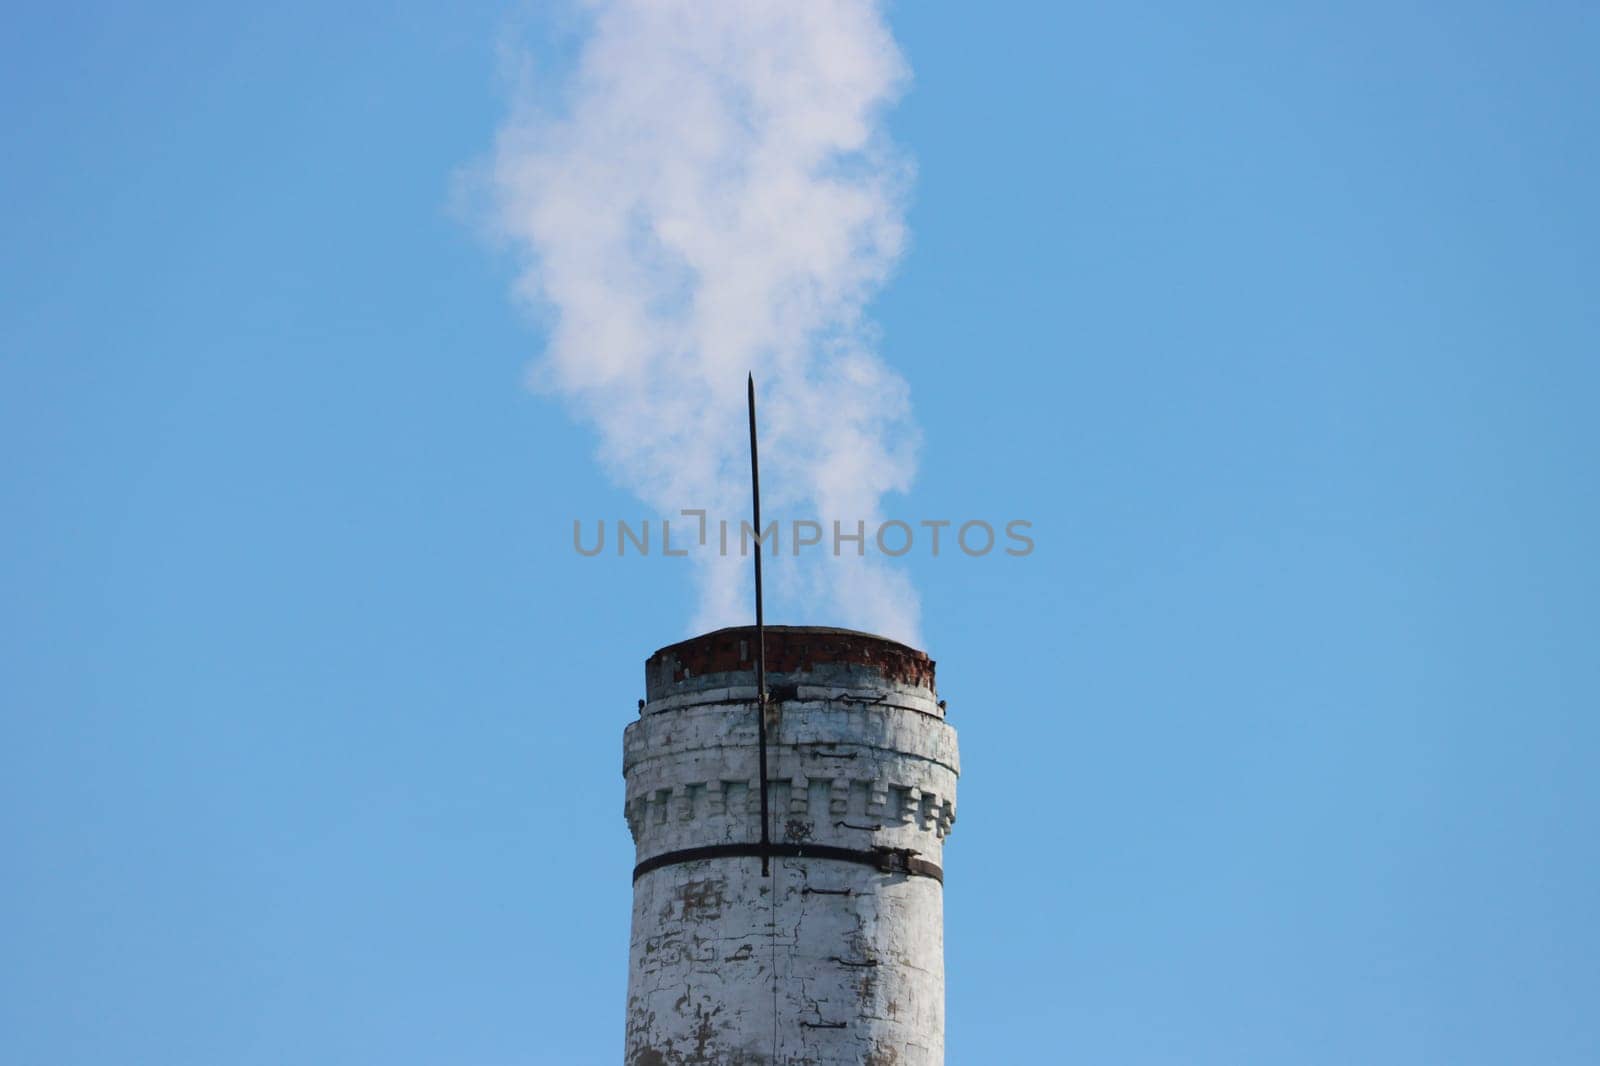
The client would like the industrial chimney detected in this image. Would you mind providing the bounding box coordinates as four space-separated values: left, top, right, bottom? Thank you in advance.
622 625 960 1064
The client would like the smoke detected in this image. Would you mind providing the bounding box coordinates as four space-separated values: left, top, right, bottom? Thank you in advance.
487 0 921 643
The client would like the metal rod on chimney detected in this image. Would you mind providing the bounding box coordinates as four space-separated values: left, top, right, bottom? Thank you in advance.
748 373 772 876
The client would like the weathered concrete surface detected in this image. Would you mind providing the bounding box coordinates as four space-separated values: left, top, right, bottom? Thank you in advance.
623 626 959 1065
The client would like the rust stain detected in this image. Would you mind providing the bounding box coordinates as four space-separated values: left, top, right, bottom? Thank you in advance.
647 625 935 693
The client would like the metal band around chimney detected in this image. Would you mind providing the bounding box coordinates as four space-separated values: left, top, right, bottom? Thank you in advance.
632 843 943 884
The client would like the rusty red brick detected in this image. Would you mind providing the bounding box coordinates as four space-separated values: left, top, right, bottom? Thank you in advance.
647 625 935 691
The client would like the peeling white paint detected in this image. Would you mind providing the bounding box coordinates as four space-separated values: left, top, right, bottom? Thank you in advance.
623 632 958 1064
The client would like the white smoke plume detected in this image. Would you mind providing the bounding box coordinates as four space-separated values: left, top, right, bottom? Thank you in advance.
488 0 921 643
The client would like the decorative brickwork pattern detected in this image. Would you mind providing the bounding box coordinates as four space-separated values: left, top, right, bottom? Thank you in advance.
623 627 960 1066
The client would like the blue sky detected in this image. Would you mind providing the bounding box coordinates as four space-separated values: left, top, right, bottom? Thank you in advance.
3 2 1597 1063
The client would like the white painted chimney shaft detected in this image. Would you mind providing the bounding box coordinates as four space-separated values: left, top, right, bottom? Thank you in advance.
623 626 959 1065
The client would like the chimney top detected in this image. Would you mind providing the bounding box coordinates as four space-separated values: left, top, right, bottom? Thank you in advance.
644 625 935 699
